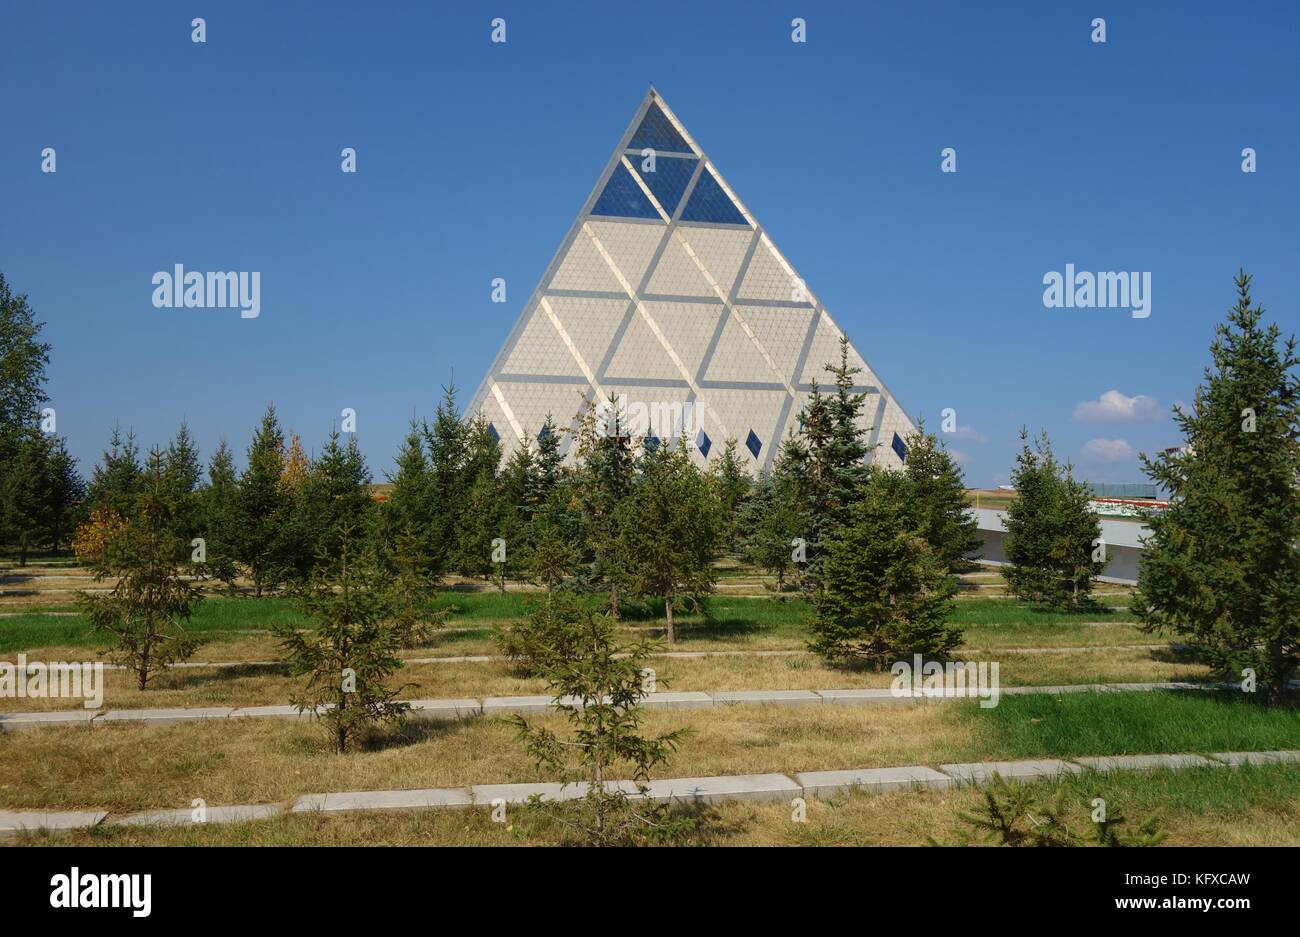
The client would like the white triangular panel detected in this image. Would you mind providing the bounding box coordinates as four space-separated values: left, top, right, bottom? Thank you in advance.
643 300 725 377
498 308 578 377
678 227 755 297
736 239 799 303
701 314 783 385
547 232 626 293
586 221 664 292
470 89 915 473
644 235 717 297
546 295 629 377
736 305 815 382
604 310 688 383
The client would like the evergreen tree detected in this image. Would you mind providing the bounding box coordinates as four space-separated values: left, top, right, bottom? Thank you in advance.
616 437 722 642
809 465 962 667
903 423 982 571
709 439 751 553
1137 272 1300 703
1001 429 1104 608
163 422 203 542
506 594 689 845
292 429 373 575
200 439 239 584
78 449 206 689
85 424 143 517
796 337 872 592
742 452 809 592
382 421 438 574
44 435 85 552
274 532 411 753
0 429 54 565
0 272 50 435
574 395 636 618
425 383 468 571
232 406 292 595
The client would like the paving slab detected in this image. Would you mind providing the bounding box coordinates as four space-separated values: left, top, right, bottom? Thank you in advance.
0 809 107 832
1103 681 1205 693
481 695 574 716
470 782 582 805
815 688 909 706
96 706 235 725
0 709 98 732
639 691 712 710
293 788 472 813
230 704 311 720
406 698 481 721
111 804 283 826
711 689 822 707
1210 750 1300 767
1074 753 1223 773
797 765 953 797
637 773 802 805
939 759 1082 785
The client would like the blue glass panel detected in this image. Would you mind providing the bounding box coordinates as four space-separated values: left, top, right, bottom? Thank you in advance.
629 156 697 218
629 101 693 155
696 429 712 458
591 162 661 219
538 424 551 440
891 432 907 462
487 422 500 443
645 435 661 452
745 429 762 460
680 168 746 225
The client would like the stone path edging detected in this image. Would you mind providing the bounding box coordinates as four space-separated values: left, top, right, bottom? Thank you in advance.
3 748 1296 835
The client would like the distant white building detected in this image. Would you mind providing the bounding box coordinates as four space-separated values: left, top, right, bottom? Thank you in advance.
469 88 915 475
971 508 1148 585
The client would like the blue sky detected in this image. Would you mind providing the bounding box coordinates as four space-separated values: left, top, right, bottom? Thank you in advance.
2 0 1296 488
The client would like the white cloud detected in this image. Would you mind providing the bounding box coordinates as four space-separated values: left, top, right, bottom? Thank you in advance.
948 448 969 464
1081 438 1135 464
948 426 987 443
1072 390 1162 423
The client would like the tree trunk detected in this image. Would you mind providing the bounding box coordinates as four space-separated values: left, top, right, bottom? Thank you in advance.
609 581 620 621
665 595 674 643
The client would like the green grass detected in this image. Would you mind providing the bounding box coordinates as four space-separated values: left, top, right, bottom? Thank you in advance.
960 690 1300 759
0 590 1145 657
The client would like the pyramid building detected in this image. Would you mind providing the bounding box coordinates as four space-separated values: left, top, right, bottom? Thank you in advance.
469 88 916 474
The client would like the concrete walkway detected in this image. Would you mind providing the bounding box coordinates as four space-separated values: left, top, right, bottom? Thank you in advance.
3 748 1296 835
0 680 1214 732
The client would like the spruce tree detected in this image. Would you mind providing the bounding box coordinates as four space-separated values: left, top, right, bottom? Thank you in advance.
616 437 722 641
903 423 982 571
709 439 751 553
200 439 240 584
85 424 143 517
808 465 961 667
0 272 50 434
383 421 437 573
1001 429 1104 608
44 435 85 553
796 337 872 592
275 532 411 753
574 395 636 618
1137 272 1300 703
425 383 468 572
233 407 292 595
293 429 373 574
163 422 203 542
0 429 54 565
506 593 689 845
79 449 206 689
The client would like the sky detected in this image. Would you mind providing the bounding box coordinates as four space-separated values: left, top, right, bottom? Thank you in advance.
2 0 1297 488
